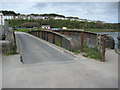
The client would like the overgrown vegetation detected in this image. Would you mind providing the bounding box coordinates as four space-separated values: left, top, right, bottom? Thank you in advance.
6 50 18 56
84 28 119 32
55 41 62 46
82 41 102 60
15 28 46 33
83 47 102 59
72 49 81 54
16 29 30 33
6 19 119 32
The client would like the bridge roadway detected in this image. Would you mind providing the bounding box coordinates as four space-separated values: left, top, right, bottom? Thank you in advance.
16 32 74 64
3 32 117 88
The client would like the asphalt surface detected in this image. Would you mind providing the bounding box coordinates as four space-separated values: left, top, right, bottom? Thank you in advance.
2 32 118 88
16 32 74 64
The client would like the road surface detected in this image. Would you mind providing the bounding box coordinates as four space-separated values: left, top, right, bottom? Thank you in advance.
2 32 118 88
16 32 74 64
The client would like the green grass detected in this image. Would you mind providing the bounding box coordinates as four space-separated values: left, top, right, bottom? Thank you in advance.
16 28 47 33
72 49 81 54
16 29 30 33
82 41 102 60
55 41 62 46
83 47 102 59
6 50 18 56
84 28 119 32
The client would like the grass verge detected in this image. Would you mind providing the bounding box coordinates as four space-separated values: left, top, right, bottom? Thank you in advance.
6 50 18 56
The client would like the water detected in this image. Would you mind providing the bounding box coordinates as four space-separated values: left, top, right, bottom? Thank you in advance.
97 32 119 49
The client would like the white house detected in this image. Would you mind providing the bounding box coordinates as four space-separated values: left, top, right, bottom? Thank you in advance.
0 12 4 39
17 15 27 19
4 14 15 19
0 12 4 25
36 16 45 20
64 17 70 20
41 25 50 30
0 12 8 40
27 15 36 20
54 17 65 20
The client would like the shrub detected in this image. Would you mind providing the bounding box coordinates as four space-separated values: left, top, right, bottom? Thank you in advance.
6 50 18 56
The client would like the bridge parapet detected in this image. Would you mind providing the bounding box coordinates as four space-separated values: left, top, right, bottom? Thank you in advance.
29 30 80 51
53 30 115 49
29 30 115 61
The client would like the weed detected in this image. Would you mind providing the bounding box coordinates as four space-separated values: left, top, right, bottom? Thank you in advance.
72 49 81 54
83 47 102 59
6 50 18 56
55 41 62 46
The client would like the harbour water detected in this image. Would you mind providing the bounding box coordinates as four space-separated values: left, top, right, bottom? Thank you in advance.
97 32 119 49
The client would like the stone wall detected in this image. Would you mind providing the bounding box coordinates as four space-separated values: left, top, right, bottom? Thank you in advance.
2 30 16 54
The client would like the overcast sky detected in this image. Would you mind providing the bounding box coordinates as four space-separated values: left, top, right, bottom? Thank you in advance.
1 2 119 23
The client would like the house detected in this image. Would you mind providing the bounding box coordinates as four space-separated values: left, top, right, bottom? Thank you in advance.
0 12 4 25
27 15 36 20
41 25 50 30
0 12 8 40
64 17 69 20
54 17 65 20
4 14 15 19
17 14 27 19
36 16 45 20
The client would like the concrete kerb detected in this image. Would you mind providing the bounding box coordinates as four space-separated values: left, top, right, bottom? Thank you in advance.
22 32 77 57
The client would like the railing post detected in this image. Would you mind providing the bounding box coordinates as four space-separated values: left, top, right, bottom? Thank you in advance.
117 36 120 53
80 31 84 51
101 35 106 62
53 34 55 44
97 34 106 62
13 30 17 50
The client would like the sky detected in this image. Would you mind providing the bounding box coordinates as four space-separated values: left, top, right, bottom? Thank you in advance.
0 1 119 23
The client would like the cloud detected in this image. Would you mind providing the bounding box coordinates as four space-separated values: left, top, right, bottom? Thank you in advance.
32 2 118 22
0 2 118 23
1 2 37 14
